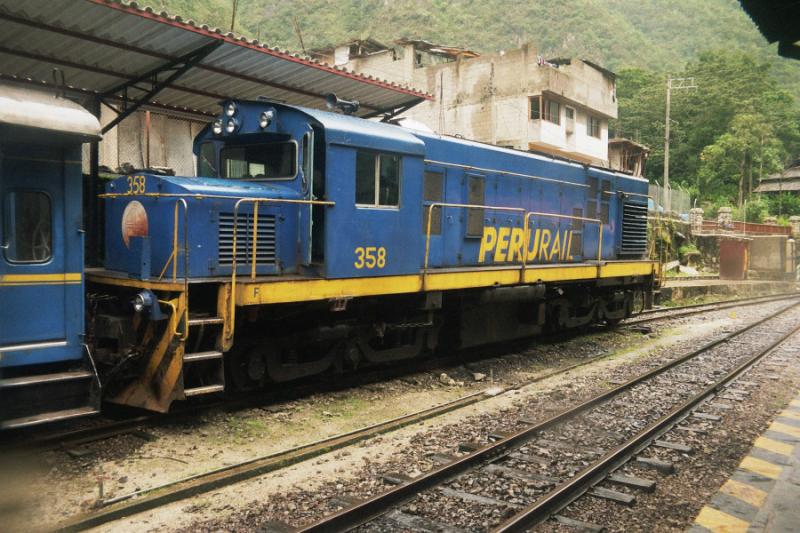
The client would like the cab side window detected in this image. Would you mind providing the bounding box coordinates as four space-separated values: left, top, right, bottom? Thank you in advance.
355 151 400 207
4 190 52 263
197 142 216 177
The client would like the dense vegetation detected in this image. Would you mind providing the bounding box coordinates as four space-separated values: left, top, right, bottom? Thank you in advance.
156 0 800 216
614 52 800 219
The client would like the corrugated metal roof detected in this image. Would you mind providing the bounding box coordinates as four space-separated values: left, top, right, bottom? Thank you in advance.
0 0 431 120
754 180 800 193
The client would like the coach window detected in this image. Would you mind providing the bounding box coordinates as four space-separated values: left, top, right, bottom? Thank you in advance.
4 190 52 263
355 151 400 207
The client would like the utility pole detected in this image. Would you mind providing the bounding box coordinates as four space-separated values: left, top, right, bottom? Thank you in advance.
230 0 238 32
663 77 697 214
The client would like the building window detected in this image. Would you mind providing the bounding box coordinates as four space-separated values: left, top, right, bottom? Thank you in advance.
529 96 541 120
356 151 400 207
529 96 560 125
543 99 560 125
4 190 52 263
587 115 602 138
565 107 575 120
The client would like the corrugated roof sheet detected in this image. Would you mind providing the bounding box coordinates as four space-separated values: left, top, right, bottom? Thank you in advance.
754 180 800 193
0 0 431 119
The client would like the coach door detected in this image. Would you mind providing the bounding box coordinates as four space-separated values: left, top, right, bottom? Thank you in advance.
0 142 81 367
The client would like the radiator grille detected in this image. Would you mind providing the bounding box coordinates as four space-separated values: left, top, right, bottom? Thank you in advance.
218 213 276 267
620 202 648 256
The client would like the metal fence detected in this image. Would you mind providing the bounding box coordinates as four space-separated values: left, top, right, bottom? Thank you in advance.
648 183 691 217
83 108 208 176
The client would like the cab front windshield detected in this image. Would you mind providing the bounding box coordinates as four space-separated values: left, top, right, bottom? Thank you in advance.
220 142 296 180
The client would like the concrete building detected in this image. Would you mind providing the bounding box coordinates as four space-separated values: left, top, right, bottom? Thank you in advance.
312 39 619 167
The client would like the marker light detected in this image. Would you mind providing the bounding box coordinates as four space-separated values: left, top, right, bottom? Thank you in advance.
212 119 223 135
133 290 153 313
259 110 275 129
225 102 237 117
225 118 239 134
132 290 166 320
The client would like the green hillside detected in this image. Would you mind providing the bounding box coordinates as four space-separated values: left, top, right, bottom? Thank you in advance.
155 0 800 212
156 0 793 85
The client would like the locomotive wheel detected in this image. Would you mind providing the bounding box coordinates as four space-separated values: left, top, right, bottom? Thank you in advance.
356 327 425 363
226 343 260 391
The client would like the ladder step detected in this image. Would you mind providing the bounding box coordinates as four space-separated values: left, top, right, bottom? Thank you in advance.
183 384 224 397
188 316 224 326
1 406 99 430
183 350 223 363
0 370 95 388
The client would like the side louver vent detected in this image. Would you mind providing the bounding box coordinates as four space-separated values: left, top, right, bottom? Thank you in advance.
620 202 648 257
218 213 276 267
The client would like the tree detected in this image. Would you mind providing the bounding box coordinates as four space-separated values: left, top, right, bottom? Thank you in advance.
697 113 784 207
615 50 798 207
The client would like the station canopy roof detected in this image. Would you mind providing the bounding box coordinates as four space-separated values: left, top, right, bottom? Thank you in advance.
0 0 431 127
739 1 800 60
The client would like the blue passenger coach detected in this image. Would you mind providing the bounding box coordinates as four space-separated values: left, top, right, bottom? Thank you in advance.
86 98 657 414
0 83 101 428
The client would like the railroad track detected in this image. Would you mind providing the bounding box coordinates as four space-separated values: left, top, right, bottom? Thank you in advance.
280 299 800 533
44 295 799 531
624 291 800 326
4 292 796 456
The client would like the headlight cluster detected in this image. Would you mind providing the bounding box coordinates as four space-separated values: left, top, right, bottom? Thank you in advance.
212 101 241 136
212 101 276 136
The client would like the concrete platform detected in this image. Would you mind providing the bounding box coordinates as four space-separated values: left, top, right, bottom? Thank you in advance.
687 393 800 533
660 279 799 302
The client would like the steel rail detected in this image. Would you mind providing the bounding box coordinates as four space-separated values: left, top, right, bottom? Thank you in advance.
495 314 800 531
626 291 800 326
47 340 638 531
294 299 800 533
53 389 498 532
639 291 797 316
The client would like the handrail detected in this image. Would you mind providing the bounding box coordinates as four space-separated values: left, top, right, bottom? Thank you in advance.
521 211 602 283
229 197 335 338
160 199 189 340
156 199 189 284
99 192 307 201
423 202 526 285
422 203 604 288
424 159 590 189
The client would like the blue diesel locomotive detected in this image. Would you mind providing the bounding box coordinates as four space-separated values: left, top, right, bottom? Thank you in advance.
86 98 657 413
1 89 658 426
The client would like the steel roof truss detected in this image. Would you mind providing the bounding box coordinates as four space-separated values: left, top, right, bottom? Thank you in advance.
101 40 222 133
